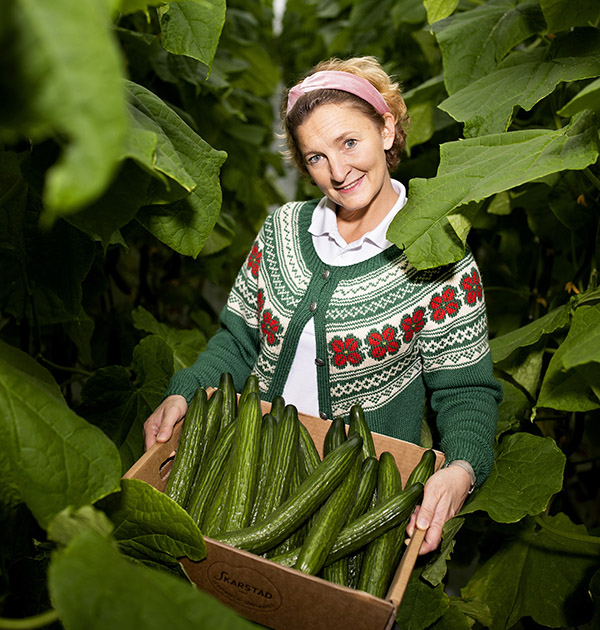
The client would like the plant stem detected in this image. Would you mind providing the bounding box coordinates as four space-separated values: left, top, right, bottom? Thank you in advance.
534 515 600 545
0 610 59 629
584 167 600 193
36 355 94 377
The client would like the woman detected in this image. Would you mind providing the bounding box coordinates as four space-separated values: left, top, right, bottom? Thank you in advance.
144 56 502 555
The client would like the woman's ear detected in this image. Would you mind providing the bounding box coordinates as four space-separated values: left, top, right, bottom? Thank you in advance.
382 112 396 150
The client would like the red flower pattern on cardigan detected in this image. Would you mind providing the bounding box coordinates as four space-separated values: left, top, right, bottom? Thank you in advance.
461 268 483 305
430 287 460 322
367 326 400 359
261 310 280 345
247 243 262 277
401 309 426 342
331 336 363 368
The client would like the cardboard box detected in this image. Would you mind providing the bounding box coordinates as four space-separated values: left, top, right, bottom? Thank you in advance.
124 400 444 630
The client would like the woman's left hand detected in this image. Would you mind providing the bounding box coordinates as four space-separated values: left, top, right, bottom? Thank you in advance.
405 465 472 555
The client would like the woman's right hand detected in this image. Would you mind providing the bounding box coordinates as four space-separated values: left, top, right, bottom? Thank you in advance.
143 394 188 451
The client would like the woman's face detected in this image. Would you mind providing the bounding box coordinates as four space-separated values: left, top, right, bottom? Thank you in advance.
295 103 396 218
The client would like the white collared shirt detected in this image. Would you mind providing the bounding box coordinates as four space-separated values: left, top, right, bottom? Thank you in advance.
281 179 407 416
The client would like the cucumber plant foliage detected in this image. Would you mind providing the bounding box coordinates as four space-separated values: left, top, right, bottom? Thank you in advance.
1 0 600 629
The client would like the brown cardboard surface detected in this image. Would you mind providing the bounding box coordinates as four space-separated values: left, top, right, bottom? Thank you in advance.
124 402 444 630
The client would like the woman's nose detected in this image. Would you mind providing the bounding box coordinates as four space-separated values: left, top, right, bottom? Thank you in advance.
328 153 350 183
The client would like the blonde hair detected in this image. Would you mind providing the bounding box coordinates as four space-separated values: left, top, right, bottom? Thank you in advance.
282 56 409 175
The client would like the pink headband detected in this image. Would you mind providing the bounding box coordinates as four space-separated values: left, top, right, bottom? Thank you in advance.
286 70 390 116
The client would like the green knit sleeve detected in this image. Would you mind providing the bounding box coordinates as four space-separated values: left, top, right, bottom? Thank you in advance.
164 227 266 402
419 250 503 485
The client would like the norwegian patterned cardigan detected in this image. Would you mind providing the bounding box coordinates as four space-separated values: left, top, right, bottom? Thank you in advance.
167 199 502 485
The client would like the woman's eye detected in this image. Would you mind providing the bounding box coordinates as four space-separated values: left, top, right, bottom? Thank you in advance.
345 139 357 149
307 155 321 165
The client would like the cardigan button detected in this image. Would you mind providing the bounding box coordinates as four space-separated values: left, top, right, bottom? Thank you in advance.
309 301 317 312
319 412 328 420
314 358 325 367
322 269 330 280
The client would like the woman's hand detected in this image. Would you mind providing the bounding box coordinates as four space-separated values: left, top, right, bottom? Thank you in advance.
143 395 188 451
405 465 472 555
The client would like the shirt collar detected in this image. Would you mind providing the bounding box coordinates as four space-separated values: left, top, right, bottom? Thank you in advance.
308 179 407 249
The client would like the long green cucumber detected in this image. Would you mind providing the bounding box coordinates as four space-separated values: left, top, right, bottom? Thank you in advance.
295 454 361 575
239 373 260 407
186 420 236 525
201 464 231 536
298 422 321 475
405 448 436 487
216 434 363 555
222 391 263 531
249 413 278 526
269 482 424 569
253 404 300 523
197 388 223 471
323 416 347 457
164 388 208 507
326 455 378 587
269 394 285 422
348 404 376 460
218 372 237 428
357 452 403 597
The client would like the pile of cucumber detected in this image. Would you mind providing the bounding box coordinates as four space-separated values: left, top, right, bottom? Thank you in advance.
165 373 435 599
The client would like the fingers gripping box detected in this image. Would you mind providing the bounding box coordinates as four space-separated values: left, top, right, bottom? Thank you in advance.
124 399 444 630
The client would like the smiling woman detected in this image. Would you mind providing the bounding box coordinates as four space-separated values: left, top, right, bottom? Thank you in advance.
143 55 502 556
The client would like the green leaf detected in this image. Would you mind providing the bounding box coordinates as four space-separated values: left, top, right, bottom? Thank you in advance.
102 479 206 569
424 0 459 25
48 505 114 547
395 570 449 629
158 0 226 73
558 78 600 117
48 530 260 630
490 303 571 362
427 604 470 630
460 433 565 523
462 514 600 629
537 302 600 411
422 517 464 586
132 306 206 372
0 0 128 221
495 378 530 436
540 0 600 32
439 29 600 136
434 0 546 94
0 341 122 529
387 111 600 269
124 81 227 256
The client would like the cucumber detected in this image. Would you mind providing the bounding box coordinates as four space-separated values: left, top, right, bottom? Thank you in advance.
239 373 260 407
197 388 223 470
334 455 379 587
357 452 403 597
222 391 263 531
164 388 208 507
295 454 361 575
218 372 237 428
269 482 424 569
253 404 300 523
405 448 436 487
216 435 363 555
323 416 347 456
269 394 285 422
186 420 236 525
298 422 321 475
201 465 231 536
249 413 278 526
348 404 376 460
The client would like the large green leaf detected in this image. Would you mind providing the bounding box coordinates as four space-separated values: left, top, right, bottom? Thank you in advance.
124 81 227 256
490 302 571 363
558 77 600 117
395 570 449 629
540 0 600 32
132 306 206 372
0 341 122 529
537 302 600 411
462 514 600 629
102 479 205 569
460 433 565 523
0 0 127 222
423 0 459 25
387 111 600 269
439 29 600 136
48 530 260 630
434 0 546 94
158 0 226 73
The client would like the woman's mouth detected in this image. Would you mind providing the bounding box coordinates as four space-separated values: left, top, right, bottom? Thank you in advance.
336 175 364 193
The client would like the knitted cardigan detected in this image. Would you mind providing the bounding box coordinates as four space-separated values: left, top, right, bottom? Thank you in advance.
167 199 502 485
